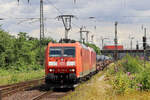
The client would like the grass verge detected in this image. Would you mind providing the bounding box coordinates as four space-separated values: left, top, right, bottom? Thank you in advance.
0 69 44 86
61 70 110 100
61 62 150 100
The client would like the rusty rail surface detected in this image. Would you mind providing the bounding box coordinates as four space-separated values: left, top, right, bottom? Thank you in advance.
0 78 45 100
31 91 53 100
31 90 72 100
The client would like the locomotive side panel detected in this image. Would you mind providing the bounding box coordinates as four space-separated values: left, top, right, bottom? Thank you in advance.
80 48 91 77
74 44 82 78
92 51 96 72
45 47 49 75
88 48 96 73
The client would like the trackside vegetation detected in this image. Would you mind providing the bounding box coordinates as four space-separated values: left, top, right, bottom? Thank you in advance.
62 55 150 100
0 69 44 85
106 55 150 94
0 28 54 85
85 43 100 54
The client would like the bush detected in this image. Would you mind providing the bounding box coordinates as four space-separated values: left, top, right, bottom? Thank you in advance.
112 73 130 94
121 55 144 73
85 43 100 54
107 55 150 94
0 29 54 71
136 68 150 90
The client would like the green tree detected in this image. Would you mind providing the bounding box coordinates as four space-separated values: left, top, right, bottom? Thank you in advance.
0 28 54 71
85 43 100 54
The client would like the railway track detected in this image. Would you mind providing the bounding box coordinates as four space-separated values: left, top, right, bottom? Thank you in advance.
30 61 111 100
0 78 45 100
0 61 112 100
31 91 53 100
0 79 73 100
28 90 72 100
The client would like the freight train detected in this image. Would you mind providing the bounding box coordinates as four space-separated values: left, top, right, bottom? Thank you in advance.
96 55 113 70
45 41 98 85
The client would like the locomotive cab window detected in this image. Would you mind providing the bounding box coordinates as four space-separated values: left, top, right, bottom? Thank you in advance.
49 47 62 57
49 47 75 57
63 47 75 57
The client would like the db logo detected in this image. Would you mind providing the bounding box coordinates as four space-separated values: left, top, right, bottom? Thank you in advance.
60 62 65 66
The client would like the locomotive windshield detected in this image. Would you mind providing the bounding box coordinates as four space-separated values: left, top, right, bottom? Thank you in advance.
49 47 62 57
63 47 75 57
49 47 75 57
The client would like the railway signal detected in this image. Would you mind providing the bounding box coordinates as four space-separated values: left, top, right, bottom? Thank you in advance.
143 36 146 50
143 28 147 50
91 35 94 43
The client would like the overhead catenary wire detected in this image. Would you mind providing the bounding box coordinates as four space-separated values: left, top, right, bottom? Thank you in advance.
46 0 63 15
2 1 150 36
45 0 81 30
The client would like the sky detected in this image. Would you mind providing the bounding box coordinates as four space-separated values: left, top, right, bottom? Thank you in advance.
0 0 150 49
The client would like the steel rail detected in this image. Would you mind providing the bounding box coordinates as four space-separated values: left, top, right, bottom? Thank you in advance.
0 78 45 100
0 78 44 89
31 91 53 100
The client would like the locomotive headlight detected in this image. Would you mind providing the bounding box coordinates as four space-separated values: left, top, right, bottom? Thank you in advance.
49 69 55 72
48 61 57 66
69 69 75 72
67 61 75 66
72 69 75 72
49 69 53 72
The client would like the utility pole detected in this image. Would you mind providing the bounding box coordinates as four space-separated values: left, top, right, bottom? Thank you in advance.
38 0 44 62
40 0 44 39
114 21 118 61
102 39 104 49
17 0 45 39
143 28 147 67
114 21 118 72
57 15 75 39
91 35 94 43
130 37 134 50
80 30 90 43
136 41 139 50
83 38 85 43
86 31 89 43
80 27 83 43
74 0 76 4
101 37 109 49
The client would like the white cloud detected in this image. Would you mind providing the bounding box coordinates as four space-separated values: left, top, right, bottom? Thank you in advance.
0 0 150 49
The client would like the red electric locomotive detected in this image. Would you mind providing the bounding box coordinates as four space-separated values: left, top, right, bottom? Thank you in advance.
45 41 96 85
